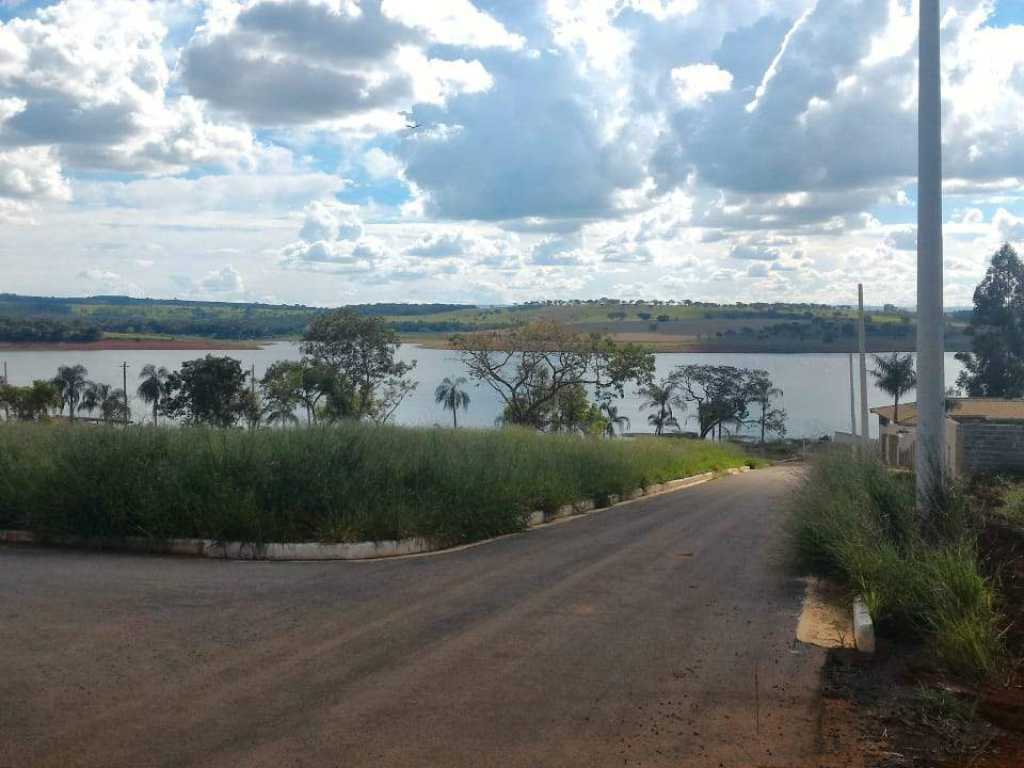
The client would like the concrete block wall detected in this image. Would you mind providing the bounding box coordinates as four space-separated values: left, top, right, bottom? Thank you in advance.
957 421 1024 475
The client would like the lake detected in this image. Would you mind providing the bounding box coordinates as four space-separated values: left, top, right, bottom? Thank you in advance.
0 343 966 439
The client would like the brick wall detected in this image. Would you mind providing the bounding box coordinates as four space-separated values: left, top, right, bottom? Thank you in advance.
957 421 1024 475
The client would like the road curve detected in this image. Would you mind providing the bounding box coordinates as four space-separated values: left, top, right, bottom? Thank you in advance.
0 466 827 768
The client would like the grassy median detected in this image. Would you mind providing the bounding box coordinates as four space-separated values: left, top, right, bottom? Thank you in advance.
789 450 1003 680
0 422 758 546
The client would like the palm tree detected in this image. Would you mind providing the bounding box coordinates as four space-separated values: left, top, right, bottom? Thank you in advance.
79 382 128 423
600 401 630 438
870 352 918 425
435 376 471 428
51 364 88 421
137 364 170 425
641 380 683 436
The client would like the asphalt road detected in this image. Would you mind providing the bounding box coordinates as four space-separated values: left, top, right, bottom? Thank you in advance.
0 466 829 768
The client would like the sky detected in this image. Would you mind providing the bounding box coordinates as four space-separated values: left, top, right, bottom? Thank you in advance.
1 0 1023 308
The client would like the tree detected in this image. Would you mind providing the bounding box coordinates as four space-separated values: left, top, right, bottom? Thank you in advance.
260 360 334 426
137 364 170 425
0 381 60 421
640 380 683 436
435 376 471 428
671 365 760 440
301 310 417 420
747 371 787 443
546 384 606 435
161 355 249 427
51 364 88 420
239 389 263 431
454 320 654 431
600 400 630 438
870 352 917 425
956 244 1024 397
260 361 301 426
79 382 129 423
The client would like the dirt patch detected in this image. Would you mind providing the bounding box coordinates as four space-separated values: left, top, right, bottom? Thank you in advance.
797 577 856 650
822 644 1024 767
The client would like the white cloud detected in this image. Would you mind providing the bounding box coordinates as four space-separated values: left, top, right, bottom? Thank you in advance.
299 200 364 242
363 147 403 179
0 146 69 201
403 229 522 266
405 231 472 259
76 173 343 212
77 267 142 296
198 264 245 294
670 64 733 107
380 0 525 50
885 226 917 251
530 233 588 266
729 243 783 262
995 208 1024 243
181 0 498 128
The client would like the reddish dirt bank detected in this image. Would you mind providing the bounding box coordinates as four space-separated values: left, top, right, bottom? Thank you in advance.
0 338 263 351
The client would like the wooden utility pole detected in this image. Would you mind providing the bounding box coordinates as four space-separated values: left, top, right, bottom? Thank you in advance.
916 0 946 504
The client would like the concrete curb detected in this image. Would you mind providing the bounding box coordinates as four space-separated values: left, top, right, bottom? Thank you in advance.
853 596 876 654
0 464 754 562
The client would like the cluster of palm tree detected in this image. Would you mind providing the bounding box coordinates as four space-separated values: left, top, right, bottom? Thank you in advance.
640 380 685 436
51 365 129 424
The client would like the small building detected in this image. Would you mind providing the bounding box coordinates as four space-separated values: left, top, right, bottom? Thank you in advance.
872 398 1024 477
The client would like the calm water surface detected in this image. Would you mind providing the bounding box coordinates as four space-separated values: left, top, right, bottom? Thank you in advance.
0 343 964 439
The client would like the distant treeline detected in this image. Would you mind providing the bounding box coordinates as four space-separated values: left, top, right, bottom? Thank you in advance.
0 318 102 343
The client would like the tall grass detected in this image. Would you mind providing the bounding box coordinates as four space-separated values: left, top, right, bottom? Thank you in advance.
0 422 756 546
789 450 1003 680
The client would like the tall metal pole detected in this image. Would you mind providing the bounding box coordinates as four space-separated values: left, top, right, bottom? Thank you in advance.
858 285 870 441
916 0 945 504
849 353 857 436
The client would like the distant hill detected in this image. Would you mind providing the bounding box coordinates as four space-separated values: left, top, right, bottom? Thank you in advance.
0 294 973 353
0 294 477 341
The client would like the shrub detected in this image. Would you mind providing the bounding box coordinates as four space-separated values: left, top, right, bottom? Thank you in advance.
789 450 1002 679
0 422 756 547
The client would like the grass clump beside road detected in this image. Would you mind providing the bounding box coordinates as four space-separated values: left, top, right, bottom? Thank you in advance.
0 422 758 547
789 450 1003 680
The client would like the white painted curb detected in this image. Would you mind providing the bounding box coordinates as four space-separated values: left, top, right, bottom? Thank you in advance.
0 464 753 562
853 596 876 654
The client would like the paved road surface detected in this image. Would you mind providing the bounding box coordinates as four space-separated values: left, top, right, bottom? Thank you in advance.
0 466 828 768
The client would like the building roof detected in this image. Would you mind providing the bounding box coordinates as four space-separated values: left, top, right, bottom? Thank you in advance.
871 398 1024 426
